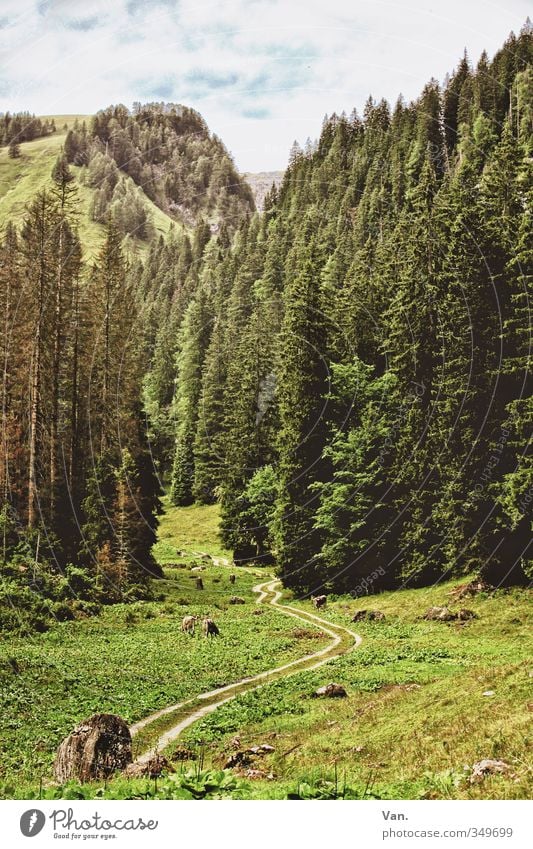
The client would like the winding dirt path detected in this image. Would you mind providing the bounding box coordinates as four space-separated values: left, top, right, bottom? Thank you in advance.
131 577 362 763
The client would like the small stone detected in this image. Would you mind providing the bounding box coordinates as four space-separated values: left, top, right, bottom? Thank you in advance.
470 759 510 783
242 768 273 780
456 608 477 621
313 682 348 699
423 606 456 622
124 755 172 779
249 744 275 755
482 690 495 696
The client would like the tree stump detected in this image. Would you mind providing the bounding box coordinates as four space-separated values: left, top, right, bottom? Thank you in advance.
54 713 132 783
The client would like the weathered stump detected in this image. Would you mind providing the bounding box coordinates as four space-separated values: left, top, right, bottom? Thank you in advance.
54 713 132 783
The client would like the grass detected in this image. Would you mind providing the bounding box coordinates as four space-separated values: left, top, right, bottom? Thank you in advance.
2 499 531 800
153 496 231 563
0 117 177 261
176 580 531 800
0 503 330 794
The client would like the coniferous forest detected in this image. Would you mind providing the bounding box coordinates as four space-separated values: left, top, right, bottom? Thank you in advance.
0 26 531 636
161 25 532 594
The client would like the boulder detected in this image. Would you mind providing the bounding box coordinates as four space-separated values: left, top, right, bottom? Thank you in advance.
123 755 173 779
457 608 477 621
423 606 456 622
54 714 132 783
470 759 510 783
229 596 246 604
312 683 348 699
352 609 386 622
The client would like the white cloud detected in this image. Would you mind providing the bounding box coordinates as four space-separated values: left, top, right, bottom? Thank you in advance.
0 0 529 170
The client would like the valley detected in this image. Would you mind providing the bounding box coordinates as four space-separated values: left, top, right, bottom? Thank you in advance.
0 21 531 806
0 500 530 801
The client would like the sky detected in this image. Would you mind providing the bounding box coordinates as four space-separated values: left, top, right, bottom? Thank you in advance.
0 0 530 172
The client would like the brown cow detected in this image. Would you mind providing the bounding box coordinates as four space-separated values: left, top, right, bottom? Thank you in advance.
203 618 219 637
312 594 327 609
181 615 197 635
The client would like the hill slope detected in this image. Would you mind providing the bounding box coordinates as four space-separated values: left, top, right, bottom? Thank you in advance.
0 115 175 260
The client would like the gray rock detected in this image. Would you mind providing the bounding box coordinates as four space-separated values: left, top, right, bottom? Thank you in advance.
124 755 172 779
423 606 456 622
470 759 510 783
313 683 348 699
457 608 478 621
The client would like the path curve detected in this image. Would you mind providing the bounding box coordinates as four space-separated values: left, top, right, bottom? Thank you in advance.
131 578 361 763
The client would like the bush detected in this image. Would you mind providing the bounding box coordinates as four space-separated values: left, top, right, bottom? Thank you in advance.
50 602 75 622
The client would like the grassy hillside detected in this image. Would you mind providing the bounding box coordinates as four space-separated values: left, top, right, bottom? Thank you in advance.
154 496 231 563
0 115 176 261
186 581 531 800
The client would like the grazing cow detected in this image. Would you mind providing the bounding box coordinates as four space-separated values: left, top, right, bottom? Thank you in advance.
312 594 327 609
229 574 236 585
203 618 219 637
181 615 197 635
196 577 204 590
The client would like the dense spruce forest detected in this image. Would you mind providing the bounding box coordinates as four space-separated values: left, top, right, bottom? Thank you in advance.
0 112 55 149
0 102 253 632
0 27 531 634
152 25 531 595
